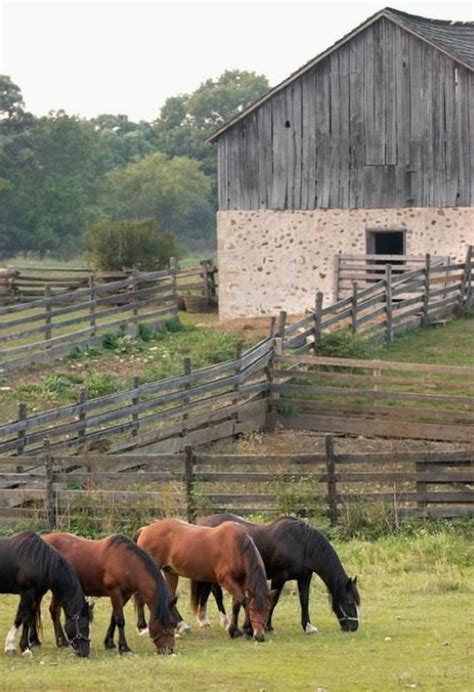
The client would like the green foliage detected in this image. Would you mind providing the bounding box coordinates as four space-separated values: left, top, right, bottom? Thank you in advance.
315 329 378 359
86 217 177 271
83 370 120 398
98 151 213 245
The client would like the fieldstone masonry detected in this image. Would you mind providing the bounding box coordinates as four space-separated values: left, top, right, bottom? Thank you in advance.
217 208 474 318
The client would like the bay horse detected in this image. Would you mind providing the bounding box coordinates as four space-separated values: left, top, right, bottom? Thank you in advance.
134 518 271 641
33 533 177 654
0 531 90 657
195 514 360 635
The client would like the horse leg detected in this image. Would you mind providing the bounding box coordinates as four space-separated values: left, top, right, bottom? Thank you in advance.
266 579 285 632
5 600 23 655
29 598 42 647
110 592 132 654
211 583 229 629
135 593 148 635
50 594 68 647
165 570 190 635
298 574 318 634
219 576 246 639
17 593 35 656
104 614 117 650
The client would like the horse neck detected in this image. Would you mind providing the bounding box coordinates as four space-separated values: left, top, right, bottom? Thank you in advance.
129 554 159 609
49 561 83 616
305 531 348 596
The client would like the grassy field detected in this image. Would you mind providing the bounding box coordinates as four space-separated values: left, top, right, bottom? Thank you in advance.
0 527 472 691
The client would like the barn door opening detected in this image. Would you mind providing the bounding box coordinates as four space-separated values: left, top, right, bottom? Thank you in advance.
366 230 405 257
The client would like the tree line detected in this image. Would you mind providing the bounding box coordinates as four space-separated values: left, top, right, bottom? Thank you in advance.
0 71 269 259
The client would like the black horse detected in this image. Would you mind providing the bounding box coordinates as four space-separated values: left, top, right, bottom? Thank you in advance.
194 514 360 636
0 531 91 657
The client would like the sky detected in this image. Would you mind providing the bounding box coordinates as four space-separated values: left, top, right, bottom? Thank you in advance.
0 0 472 122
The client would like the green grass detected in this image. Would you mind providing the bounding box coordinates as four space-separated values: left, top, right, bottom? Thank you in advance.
0 528 472 691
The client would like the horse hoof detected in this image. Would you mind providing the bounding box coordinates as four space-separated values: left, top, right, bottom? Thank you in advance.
228 626 243 639
198 618 211 628
219 614 230 629
137 627 149 636
119 647 132 655
104 641 116 650
6 649 16 656
30 639 42 648
57 639 69 648
305 623 319 635
22 649 33 657
176 621 191 635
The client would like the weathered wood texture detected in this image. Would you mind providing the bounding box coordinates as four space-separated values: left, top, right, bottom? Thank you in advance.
285 249 472 346
270 354 474 442
0 443 471 526
217 19 473 210
0 339 274 456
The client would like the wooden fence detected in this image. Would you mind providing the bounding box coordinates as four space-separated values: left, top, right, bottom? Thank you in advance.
335 253 450 300
284 246 472 349
5 259 218 307
0 439 471 527
0 268 178 372
0 337 273 456
269 355 474 442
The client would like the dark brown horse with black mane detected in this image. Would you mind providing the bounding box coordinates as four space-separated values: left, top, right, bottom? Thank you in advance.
0 531 90 657
134 518 271 641
195 515 360 635
32 533 177 654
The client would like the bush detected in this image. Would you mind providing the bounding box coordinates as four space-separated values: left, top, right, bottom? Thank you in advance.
85 218 177 271
315 329 377 359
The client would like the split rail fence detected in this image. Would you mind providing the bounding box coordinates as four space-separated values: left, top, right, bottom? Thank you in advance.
284 246 472 349
0 268 178 372
0 440 471 527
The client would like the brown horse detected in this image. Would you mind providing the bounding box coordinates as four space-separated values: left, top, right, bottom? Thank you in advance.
33 533 177 654
134 519 270 641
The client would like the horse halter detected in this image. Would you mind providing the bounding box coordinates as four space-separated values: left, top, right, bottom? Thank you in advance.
66 614 90 646
337 605 359 624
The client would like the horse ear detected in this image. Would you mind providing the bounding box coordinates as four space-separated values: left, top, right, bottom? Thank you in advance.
353 576 357 585
170 596 178 608
270 588 279 603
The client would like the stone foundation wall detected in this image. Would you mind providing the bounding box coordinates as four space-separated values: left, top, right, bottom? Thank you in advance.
217 207 473 318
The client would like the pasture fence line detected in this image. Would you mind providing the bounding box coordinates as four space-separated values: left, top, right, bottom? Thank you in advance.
0 266 179 372
0 438 471 527
284 245 472 351
0 338 273 456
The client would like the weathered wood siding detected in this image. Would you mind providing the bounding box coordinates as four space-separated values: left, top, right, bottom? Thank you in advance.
217 18 473 210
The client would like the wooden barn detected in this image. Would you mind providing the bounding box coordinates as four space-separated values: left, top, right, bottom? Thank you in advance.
208 7 474 317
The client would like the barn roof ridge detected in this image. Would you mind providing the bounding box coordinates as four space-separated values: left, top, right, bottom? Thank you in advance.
207 7 474 144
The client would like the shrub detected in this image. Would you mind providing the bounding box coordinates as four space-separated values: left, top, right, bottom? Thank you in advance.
85 218 177 271
315 329 377 359
83 370 120 398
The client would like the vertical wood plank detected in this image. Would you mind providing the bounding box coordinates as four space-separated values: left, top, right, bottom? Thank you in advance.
325 434 338 526
184 445 196 523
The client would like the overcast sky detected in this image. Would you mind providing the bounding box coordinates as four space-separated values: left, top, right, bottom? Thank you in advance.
1 0 472 122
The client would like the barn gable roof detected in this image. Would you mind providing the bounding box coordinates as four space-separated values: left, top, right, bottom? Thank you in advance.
207 7 474 144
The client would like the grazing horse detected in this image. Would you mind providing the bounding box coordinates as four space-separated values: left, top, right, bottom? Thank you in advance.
33 533 177 654
0 531 90 657
134 518 270 641
195 514 360 635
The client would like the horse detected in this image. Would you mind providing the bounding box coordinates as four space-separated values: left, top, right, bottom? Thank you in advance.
134 518 271 642
194 514 360 635
0 531 90 657
32 533 177 654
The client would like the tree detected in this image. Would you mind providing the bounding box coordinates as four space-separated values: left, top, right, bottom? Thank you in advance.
98 151 213 247
85 218 176 271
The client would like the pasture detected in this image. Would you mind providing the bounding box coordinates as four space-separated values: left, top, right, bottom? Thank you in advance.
0 527 472 691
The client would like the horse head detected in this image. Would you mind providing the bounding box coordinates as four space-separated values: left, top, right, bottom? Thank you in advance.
331 576 360 632
63 600 91 657
149 595 178 654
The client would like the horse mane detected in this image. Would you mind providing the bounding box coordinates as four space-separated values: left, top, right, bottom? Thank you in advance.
12 531 77 590
276 518 358 600
237 531 269 613
108 535 172 623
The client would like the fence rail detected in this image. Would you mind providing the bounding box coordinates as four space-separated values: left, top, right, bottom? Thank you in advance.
0 440 471 526
284 246 472 350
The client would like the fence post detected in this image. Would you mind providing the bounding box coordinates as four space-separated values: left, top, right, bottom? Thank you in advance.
131 270 139 327
16 402 27 457
44 439 57 530
313 291 323 353
233 341 243 428
422 253 431 327
169 257 178 313
325 434 338 526
200 260 210 303
184 445 196 522
77 387 87 445
351 282 358 334
458 245 472 313
415 461 428 519
333 254 341 302
44 285 52 344
182 358 192 437
89 275 97 338
385 264 394 344
131 376 140 438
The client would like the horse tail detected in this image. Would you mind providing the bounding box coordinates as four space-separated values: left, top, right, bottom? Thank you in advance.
240 532 269 614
